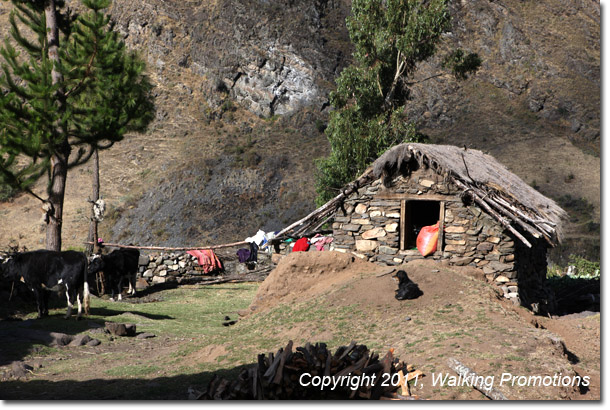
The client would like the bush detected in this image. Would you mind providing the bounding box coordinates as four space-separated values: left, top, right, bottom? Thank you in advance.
0 182 18 202
547 254 600 279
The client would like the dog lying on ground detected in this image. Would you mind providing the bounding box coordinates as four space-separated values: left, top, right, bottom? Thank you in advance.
393 270 423 300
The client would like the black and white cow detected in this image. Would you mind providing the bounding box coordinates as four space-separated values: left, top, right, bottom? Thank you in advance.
0 250 90 319
87 248 139 301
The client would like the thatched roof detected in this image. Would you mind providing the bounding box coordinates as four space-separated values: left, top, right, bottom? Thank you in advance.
277 143 567 247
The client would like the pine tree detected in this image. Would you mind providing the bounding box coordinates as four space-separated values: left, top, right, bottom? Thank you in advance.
0 0 154 250
315 0 480 205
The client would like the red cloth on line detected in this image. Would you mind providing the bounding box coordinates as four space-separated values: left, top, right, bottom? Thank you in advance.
187 249 222 273
292 237 310 252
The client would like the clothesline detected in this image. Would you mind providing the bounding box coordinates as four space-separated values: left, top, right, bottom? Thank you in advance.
82 240 249 251
83 231 334 253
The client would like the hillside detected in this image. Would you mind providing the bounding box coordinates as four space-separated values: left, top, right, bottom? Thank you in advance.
0 0 600 263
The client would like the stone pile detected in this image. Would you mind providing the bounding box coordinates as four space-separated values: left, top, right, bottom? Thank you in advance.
137 252 217 286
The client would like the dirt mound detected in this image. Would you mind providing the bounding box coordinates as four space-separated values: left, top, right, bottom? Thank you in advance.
249 252 495 314
248 251 393 313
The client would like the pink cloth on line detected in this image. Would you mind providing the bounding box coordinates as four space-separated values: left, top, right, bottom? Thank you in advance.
187 249 222 273
314 237 333 251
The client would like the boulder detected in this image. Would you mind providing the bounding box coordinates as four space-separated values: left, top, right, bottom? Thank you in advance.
105 322 137 337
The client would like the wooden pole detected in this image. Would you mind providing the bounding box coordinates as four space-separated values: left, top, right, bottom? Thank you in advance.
86 148 100 256
447 358 508 400
83 240 249 251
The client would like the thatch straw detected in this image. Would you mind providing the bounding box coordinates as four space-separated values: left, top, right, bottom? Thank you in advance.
371 143 567 246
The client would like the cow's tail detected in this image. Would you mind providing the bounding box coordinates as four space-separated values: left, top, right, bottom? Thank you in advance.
84 281 91 316
83 257 91 316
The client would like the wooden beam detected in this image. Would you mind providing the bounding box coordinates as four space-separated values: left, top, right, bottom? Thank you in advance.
400 200 407 251
83 241 248 251
275 172 374 238
447 358 508 400
437 201 445 252
376 193 460 201
452 180 532 248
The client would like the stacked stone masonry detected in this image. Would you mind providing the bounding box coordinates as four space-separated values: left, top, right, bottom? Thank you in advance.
330 167 547 309
137 252 206 285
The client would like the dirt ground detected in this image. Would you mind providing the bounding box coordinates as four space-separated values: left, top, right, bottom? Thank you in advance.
248 252 600 400
0 251 601 400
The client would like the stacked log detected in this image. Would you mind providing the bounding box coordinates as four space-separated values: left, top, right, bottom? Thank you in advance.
192 340 424 400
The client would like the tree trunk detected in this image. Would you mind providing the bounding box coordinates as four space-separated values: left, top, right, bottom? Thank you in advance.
86 149 100 256
45 143 70 251
44 0 68 251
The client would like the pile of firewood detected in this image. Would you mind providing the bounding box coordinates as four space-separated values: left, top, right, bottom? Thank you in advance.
190 340 424 400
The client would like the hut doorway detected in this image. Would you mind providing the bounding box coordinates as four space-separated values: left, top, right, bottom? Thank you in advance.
400 200 444 251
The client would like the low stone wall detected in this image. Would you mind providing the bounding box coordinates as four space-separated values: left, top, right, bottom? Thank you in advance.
135 250 272 287
137 252 203 285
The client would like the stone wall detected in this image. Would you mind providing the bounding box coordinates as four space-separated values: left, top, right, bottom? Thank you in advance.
134 250 271 288
137 252 204 286
330 167 546 309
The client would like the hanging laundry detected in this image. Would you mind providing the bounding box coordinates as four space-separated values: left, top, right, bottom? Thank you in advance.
187 249 223 274
247 242 259 263
237 242 259 263
246 230 267 247
292 237 310 252
236 248 251 263
310 234 333 251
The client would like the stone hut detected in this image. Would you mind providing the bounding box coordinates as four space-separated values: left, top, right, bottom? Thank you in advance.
278 143 567 314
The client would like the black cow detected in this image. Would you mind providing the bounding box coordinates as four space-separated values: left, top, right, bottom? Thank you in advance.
0 250 90 319
88 249 139 301
394 270 423 300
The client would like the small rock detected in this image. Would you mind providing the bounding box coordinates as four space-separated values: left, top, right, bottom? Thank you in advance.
69 334 92 347
136 277 149 290
136 333 156 339
355 203 368 214
10 362 33 379
50 332 74 346
404 316 412 322
361 227 386 240
105 322 137 337
87 339 101 346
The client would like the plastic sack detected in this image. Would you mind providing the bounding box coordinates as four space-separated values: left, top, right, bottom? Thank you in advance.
416 222 439 257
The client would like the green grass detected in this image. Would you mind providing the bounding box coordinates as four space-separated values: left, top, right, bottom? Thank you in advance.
86 284 259 338
104 364 162 378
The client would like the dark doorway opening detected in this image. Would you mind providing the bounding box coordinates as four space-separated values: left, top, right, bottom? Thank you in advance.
402 200 441 249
